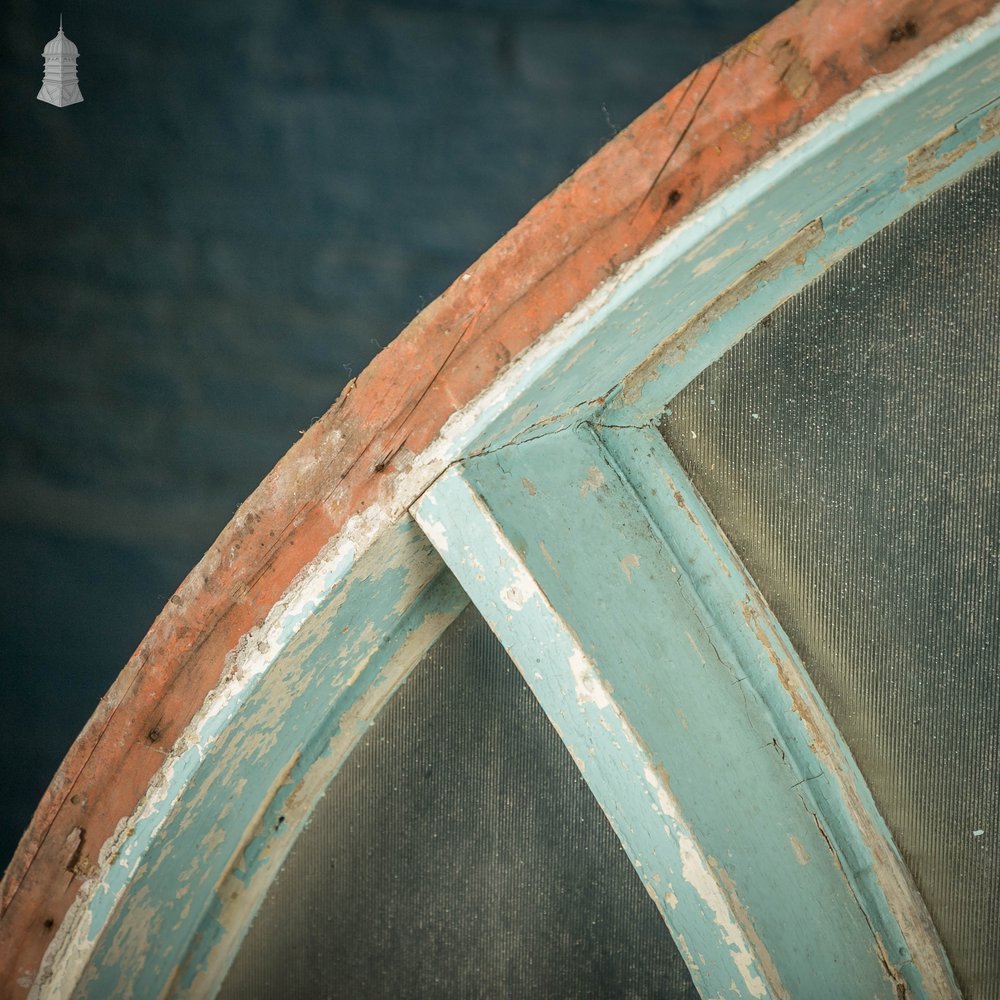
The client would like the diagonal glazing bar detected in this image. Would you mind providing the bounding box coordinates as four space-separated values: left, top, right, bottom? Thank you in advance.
412 422 957 1000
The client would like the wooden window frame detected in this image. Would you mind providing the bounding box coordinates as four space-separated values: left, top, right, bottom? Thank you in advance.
4 4 999 997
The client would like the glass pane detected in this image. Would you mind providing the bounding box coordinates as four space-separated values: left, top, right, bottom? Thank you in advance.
220 603 697 999
661 153 1000 998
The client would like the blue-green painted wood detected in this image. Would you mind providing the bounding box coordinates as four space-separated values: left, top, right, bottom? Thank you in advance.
595 423 959 997
48 19 999 997
450 17 1000 455
69 517 468 999
412 423 957 999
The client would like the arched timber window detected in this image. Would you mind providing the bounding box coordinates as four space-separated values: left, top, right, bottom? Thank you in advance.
2 2 998 998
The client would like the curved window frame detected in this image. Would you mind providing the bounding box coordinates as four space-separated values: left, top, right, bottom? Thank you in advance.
4 4 999 997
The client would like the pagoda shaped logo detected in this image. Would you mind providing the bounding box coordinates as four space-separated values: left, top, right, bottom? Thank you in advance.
38 16 83 107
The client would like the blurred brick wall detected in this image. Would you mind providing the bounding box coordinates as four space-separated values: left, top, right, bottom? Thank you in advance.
0 0 787 868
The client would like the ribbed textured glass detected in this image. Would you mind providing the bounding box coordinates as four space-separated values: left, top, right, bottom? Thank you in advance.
220 603 696 999
661 153 1000 998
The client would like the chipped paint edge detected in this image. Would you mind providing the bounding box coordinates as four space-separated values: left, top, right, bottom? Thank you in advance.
29 505 445 999
18 10 1000 996
412 467 774 1000
597 424 960 1000
31 521 361 997
442 8 1000 444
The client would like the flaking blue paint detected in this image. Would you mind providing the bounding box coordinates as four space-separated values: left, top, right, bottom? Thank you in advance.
596 424 957 998
454 15 1000 450
415 463 780 999
71 519 467 999
416 427 926 998
80 540 363 940
46 17 999 997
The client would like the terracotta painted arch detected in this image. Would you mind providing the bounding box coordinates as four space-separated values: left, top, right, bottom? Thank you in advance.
2 0 997 995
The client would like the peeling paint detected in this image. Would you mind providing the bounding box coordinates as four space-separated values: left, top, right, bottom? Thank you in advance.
642 763 680 822
619 220 824 406
538 540 560 577
11 7 997 996
903 102 1000 189
789 836 811 866
693 242 747 277
31 518 460 1000
903 123 975 189
711 862 788 1000
568 649 612 710
497 555 537 613
664 476 731 576
417 461 789 996
674 838 767 999
579 465 606 496
620 553 640 581
456 423 961 998
415 497 450 554
770 37 813 99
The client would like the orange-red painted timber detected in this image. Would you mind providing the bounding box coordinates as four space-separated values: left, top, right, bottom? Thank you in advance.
1 1 995 995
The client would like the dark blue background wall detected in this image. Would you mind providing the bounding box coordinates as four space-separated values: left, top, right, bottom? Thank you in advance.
0 0 787 872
